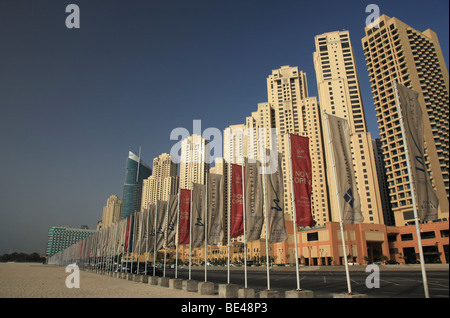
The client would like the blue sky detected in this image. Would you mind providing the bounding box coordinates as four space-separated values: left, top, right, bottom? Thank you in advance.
0 0 448 254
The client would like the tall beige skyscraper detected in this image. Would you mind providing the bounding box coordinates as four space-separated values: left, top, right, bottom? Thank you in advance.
240 66 329 226
313 30 384 224
362 15 449 225
372 138 395 226
102 195 122 228
266 66 329 225
245 102 275 160
223 124 247 164
141 153 178 210
179 134 210 189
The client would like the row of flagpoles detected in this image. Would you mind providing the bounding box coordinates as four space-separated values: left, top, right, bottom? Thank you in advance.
48 82 437 297
48 132 321 291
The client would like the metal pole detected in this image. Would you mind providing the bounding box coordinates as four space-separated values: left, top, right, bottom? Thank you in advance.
175 191 180 279
130 211 137 274
125 218 130 273
163 201 169 277
189 183 193 281
205 174 208 282
153 202 158 277
287 133 301 290
262 156 270 290
136 146 141 182
242 161 248 288
137 212 143 274
324 111 352 294
144 204 150 275
393 81 429 298
227 163 231 284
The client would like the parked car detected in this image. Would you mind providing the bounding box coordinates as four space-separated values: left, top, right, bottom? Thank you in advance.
136 266 163 277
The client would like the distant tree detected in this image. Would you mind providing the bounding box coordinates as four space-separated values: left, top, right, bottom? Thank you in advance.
0 252 45 263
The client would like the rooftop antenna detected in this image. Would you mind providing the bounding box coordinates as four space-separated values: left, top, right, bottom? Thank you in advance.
136 146 141 182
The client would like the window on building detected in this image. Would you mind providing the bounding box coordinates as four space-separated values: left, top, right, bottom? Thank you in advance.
307 232 319 241
401 233 413 241
420 231 436 240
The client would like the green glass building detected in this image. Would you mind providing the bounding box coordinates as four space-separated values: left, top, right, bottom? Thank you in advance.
120 151 152 219
46 226 96 257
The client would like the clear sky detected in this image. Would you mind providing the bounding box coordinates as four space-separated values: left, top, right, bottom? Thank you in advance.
0 0 448 255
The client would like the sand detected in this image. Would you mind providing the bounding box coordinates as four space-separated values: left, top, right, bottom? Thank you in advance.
0 262 218 298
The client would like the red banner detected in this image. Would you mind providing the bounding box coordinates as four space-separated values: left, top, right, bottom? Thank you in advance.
178 189 191 245
290 134 315 227
230 164 244 238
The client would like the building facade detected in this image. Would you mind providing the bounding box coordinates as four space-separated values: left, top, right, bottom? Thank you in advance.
223 124 248 165
243 66 329 226
372 138 395 226
141 153 179 210
313 30 384 225
362 15 449 225
179 134 209 189
46 226 96 257
101 195 122 229
120 151 152 219
273 220 449 265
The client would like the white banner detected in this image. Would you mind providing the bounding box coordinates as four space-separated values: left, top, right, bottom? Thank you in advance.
395 83 439 221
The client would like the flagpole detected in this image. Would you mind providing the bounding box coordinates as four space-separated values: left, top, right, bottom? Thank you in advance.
145 204 150 275
108 224 114 272
118 222 122 273
242 160 248 289
101 229 105 271
262 154 270 290
287 133 301 290
113 223 118 272
113 217 119 272
107 226 112 271
100 230 104 270
125 217 131 273
134 211 141 274
136 146 141 183
324 111 352 294
122 219 127 273
117 222 122 272
117 221 121 272
117 222 121 271
102 228 107 271
227 162 231 284
131 211 137 274
175 190 180 279
189 183 193 281
163 200 169 278
94 231 99 270
106 228 110 271
153 202 158 277
393 81 429 298
110 226 114 271
109 224 114 272
137 212 143 274
204 173 209 282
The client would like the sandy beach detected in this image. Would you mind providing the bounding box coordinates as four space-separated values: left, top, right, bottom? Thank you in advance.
0 262 218 298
